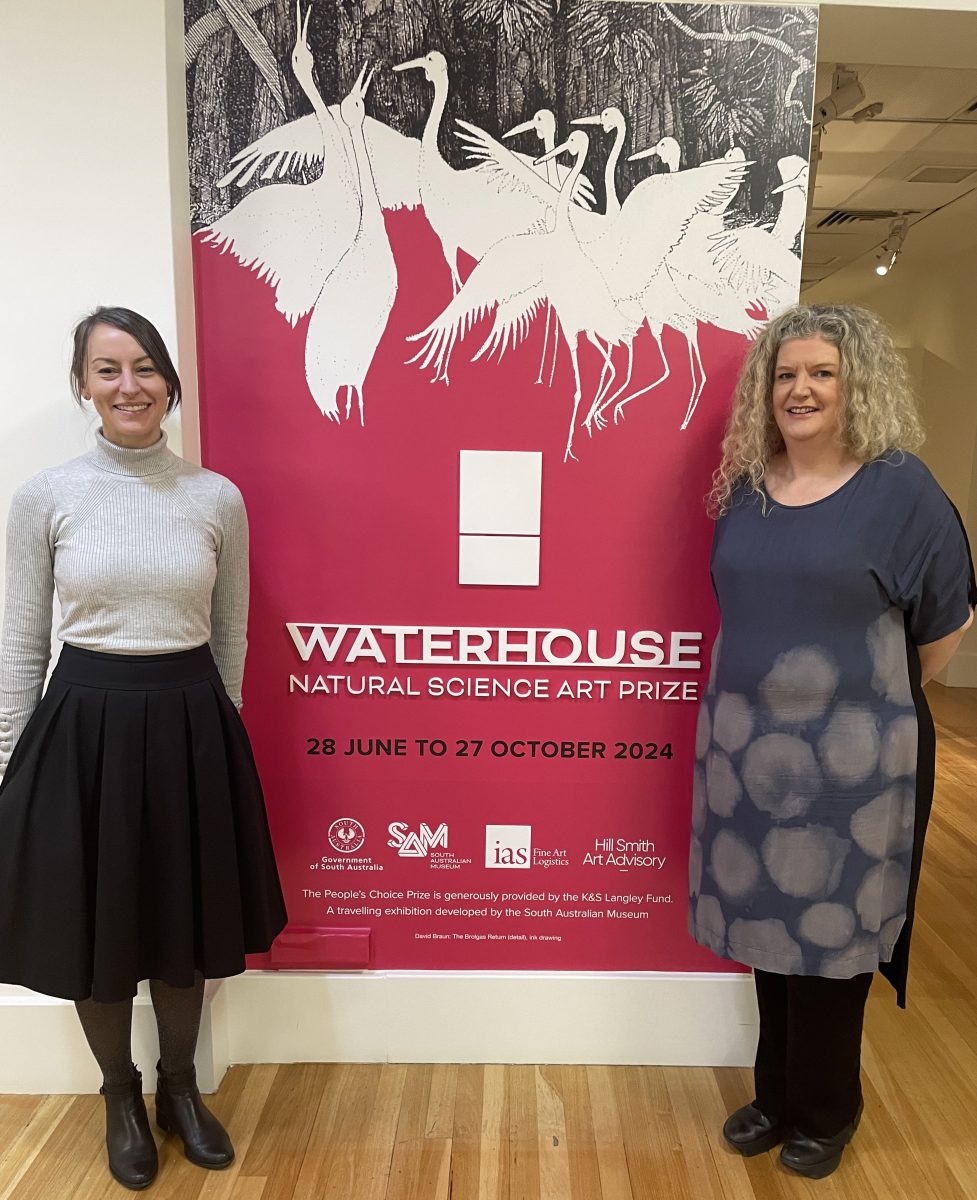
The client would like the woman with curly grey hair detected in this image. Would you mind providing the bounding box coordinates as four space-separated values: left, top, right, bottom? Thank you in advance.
689 304 975 1178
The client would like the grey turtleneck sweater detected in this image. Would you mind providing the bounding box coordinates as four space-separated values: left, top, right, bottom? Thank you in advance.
0 430 249 769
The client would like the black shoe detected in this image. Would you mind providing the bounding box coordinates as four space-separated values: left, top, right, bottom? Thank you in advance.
100 1067 159 1190
154 1060 234 1169
780 1098 864 1179
722 1103 789 1156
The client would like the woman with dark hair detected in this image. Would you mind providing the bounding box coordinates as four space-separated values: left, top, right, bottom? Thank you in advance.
689 303 975 1179
0 307 287 1189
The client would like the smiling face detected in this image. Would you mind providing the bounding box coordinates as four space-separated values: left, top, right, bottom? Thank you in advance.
771 336 844 451
82 324 169 449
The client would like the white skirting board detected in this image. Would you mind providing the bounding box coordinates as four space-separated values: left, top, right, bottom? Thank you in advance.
0 980 229 1095
0 971 757 1093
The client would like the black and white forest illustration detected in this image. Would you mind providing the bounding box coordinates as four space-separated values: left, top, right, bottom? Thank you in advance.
185 1 817 461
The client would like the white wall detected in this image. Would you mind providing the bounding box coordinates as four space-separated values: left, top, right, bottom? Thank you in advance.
804 219 977 685
0 0 191 570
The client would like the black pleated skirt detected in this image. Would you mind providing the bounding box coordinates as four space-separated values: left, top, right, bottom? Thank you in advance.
0 644 287 1002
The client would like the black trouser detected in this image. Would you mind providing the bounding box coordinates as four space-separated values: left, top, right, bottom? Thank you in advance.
753 968 873 1139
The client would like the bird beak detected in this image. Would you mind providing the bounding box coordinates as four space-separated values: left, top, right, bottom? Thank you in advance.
772 169 807 194
700 156 756 167
352 60 374 98
503 118 536 140
627 146 659 162
393 57 425 72
571 114 602 126
535 138 572 166
295 0 311 41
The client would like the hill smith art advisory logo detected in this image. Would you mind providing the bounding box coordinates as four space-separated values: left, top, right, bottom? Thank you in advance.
584 836 667 869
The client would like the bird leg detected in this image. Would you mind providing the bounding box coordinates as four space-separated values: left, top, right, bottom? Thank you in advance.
564 339 583 463
680 334 706 430
587 340 633 432
344 385 354 421
612 326 670 424
449 250 463 296
583 334 615 440
536 303 553 386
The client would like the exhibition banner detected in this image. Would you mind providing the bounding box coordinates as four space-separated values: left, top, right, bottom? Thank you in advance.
183 0 816 971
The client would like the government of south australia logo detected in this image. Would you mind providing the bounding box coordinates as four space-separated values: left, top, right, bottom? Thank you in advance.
387 821 448 857
328 817 365 853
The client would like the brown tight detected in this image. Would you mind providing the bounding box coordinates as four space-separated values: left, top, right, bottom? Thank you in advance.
74 971 205 1086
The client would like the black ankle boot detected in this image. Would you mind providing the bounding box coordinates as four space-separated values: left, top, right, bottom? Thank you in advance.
722 1103 788 1156
154 1060 234 1169
780 1098 864 1179
100 1067 159 1190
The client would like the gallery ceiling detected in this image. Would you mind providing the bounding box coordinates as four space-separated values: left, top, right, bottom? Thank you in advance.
802 5 977 289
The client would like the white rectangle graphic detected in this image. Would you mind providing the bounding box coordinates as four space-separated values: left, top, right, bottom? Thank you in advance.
459 450 542 535
459 536 540 587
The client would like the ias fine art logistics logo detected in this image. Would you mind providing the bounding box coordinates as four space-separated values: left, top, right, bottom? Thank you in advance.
485 825 532 869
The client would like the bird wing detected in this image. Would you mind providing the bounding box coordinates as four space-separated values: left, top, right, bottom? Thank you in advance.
406 234 545 375
217 114 325 188
708 224 801 302
217 113 421 210
363 118 422 211
456 124 596 211
202 179 359 324
454 120 563 209
556 161 597 210
589 159 750 304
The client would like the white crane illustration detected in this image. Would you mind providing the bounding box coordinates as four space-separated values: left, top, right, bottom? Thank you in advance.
196 17 810 463
770 156 809 248
203 2 362 327
393 51 591 293
649 149 803 427
460 110 597 207
495 109 598 386
304 60 398 424
215 116 420 213
408 130 638 463
571 106 628 217
574 135 752 431
612 140 754 430
699 156 808 321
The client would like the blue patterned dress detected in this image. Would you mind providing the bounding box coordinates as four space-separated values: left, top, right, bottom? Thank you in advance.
688 453 975 1003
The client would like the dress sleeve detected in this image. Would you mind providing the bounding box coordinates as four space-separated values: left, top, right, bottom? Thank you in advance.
210 480 250 709
0 476 57 768
885 484 976 645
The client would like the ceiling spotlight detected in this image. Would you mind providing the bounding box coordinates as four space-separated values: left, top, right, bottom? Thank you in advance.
874 217 909 277
813 66 866 130
852 101 884 123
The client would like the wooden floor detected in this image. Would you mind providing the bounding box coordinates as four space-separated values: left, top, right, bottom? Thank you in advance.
2 684 975 1200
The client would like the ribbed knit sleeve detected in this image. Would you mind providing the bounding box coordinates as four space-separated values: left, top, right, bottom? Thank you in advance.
210 481 249 709
0 476 56 767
